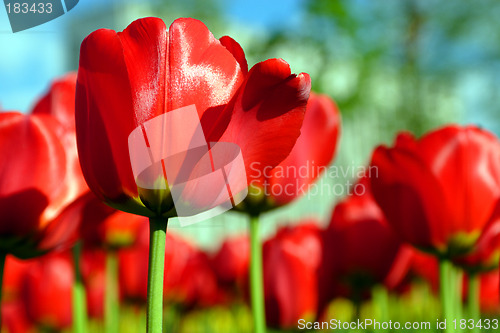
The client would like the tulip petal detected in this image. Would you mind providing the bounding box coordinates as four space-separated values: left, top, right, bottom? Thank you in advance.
168 18 244 115
219 59 311 183
371 126 500 255
418 126 500 237
32 74 89 216
32 73 78 132
76 18 167 214
219 36 248 75
371 143 447 250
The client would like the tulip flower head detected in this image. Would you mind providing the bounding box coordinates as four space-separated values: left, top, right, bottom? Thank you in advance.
371 125 500 258
0 112 83 258
319 176 412 312
212 235 249 287
78 193 144 249
75 17 311 221
22 252 74 330
0 74 88 258
1 256 33 333
263 222 323 328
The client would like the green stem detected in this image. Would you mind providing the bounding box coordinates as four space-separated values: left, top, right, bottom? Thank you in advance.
467 273 480 333
147 217 168 333
0 251 6 332
352 289 362 321
453 266 463 323
249 215 266 333
105 250 119 333
372 285 389 324
72 242 87 333
440 259 455 333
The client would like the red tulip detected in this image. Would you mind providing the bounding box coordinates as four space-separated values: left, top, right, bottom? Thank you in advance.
263 222 322 328
0 74 89 258
22 252 74 330
212 235 249 286
319 176 412 309
32 73 77 131
259 92 340 207
118 222 150 302
167 248 219 308
31 73 88 202
2 256 30 301
371 125 500 257
409 250 440 292
0 112 85 257
1 301 34 333
75 17 310 217
78 193 144 249
81 249 106 318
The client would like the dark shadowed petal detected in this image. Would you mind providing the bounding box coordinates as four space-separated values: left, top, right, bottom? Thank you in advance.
0 113 66 243
371 142 448 250
270 92 340 205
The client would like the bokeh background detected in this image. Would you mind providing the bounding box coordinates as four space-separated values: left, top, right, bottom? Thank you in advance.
2 0 499 250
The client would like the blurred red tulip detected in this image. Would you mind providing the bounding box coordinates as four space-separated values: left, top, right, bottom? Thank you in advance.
76 17 310 217
1 256 33 333
409 250 440 292
1 300 34 333
119 223 218 307
118 222 150 302
263 222 322 328
212 235 249 287
319 176 412 310
81 249 106 318
0 112 86 257
261 93 341 207
31 73 88 201
168 248 219 308
371 125 500 257
32 73 77 131
2 256 30 301
22 252 74 330
78 193 144 249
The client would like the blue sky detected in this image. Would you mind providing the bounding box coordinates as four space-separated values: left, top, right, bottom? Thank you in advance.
0 0 496 131
225 0 304 30
0 0 304 112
